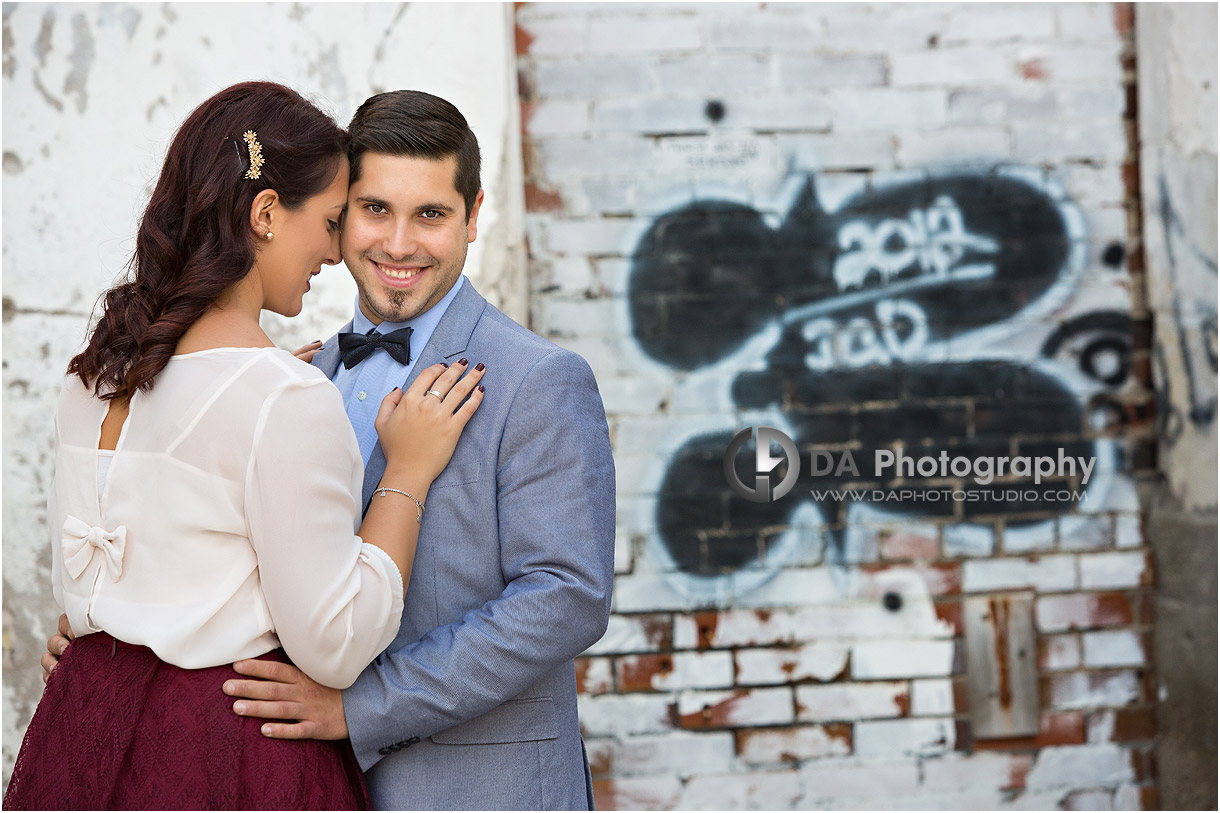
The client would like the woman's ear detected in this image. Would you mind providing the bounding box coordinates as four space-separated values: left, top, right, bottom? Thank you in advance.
249 189 279 241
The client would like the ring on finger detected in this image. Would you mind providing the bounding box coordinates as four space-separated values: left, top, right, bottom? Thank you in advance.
426 389 445 400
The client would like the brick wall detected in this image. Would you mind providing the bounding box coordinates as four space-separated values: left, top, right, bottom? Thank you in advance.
518 3 1157 809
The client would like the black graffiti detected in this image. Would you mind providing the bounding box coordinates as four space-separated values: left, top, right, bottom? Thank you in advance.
629 170 1128 578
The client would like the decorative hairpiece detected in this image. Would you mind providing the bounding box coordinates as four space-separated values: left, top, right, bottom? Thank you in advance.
241 130 264 180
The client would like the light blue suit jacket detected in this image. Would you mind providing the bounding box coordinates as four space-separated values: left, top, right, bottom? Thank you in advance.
312 281 615 810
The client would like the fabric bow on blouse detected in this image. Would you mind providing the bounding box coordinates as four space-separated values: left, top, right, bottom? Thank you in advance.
62 515 127 581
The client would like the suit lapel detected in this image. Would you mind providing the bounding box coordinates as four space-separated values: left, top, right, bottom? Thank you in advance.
359 282 490 510
310 320 352 380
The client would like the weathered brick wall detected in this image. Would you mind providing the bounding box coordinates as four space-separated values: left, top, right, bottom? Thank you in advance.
517 3 1157 808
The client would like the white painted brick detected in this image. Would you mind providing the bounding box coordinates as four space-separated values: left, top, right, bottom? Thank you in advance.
1036 594 1130 633
588 15 703 54
1112 783 1141 810
594 97 711 136
708 13 825 51
735 642 850 685
723 93 835 132
777 132 896 170
674 609 795 649
1079 552 1147 589
539 297 617 337
611 415 690 455
613 571 705 612
537 255 596 293
598 374 670 415
519 17 590 57
577 176 635 216
736 724 852 765
920 751 1030 793
1042 634 1082 671
891 47 1014 87
1082 630 1145 668
962 555 1078 593
1055 5 1124 42
1025 744 1135 791
613 730 736 776
543 217 636 257
1012 121 1127 162
594 775 681 811
1002 527 1057 554
524 99 590 137
655 54 772 93
854 717 955 757
941 6 1056 43
1045 671 1140 710
1060 516 1115 552
677 687 794 727
795 681 908 722
592 257 631 295
534 59 652 98
629 651 735 692
948 87 1060 124
1114 515 1142 549
825 88 948 132
615 530 634 575
654 134 779 176
897 126 1012 165
580 656 615 695
851 639 954 679
586 613 670 655
942 522 997 558
1065 788 1116 810
1087 708 1117 745
820 6 951 51
789 592 956 642
1036 43 1125 83
779 54 887 89
910 678 955 716
1060 86 1126 119
801 759 921 800
578 693 674 737
681 770 802 810
536 138 654 179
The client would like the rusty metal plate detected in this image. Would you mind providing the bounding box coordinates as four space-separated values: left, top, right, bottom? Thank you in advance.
964 592 1039 738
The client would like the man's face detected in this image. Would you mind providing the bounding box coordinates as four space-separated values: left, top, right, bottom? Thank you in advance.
341 152 483 325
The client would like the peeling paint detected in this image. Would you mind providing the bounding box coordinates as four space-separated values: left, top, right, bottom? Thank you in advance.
34 9 53 68
64 14 94 114
3 14 15 79
3 152 23 175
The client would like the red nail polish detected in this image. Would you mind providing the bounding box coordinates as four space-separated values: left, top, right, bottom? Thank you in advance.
478 384 485 393
459 358 469 366
475 362 485 371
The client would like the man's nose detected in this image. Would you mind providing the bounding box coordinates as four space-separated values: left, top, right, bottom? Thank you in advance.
384 218 419 259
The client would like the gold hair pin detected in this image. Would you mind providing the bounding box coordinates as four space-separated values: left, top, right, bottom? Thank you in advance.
242 130 264 180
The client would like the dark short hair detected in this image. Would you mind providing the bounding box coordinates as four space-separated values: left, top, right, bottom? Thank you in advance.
347 90 481 217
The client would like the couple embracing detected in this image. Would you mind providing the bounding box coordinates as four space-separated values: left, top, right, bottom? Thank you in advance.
6 82 615 810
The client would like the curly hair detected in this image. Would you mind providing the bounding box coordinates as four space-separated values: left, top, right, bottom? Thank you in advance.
68 81 349 401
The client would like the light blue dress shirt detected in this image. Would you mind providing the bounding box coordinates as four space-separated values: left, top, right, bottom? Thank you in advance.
332 276 466 465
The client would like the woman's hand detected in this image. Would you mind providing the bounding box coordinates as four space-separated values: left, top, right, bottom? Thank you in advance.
291 340 324 364
375 360 486 484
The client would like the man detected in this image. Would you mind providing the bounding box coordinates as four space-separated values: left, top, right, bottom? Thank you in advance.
45 90 616 810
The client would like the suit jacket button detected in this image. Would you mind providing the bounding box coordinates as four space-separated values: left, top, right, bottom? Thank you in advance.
378 747 392 756
389 744 401 752
407 736 420 744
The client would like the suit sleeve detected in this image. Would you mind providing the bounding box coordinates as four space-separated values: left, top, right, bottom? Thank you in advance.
342 349 616 769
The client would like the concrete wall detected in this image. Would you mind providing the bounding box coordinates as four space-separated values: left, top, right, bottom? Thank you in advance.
1 1 522 784
518 3 1159 808
1135 4 1218 810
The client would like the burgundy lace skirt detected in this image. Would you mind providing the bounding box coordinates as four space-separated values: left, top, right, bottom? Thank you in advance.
4 631 371 810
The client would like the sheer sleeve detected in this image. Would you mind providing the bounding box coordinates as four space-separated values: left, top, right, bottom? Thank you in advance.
244 379 404 689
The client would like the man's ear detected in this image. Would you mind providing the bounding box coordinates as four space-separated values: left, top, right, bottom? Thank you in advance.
249 189 280 241
465 189 485 244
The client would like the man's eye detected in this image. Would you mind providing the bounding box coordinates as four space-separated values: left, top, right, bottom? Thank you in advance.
367 204 386 215
421 210 441 220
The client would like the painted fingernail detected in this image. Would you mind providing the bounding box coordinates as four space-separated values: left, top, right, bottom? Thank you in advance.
441 363 448 368
475 362 485 371
478 384 485 393
459 358 469 366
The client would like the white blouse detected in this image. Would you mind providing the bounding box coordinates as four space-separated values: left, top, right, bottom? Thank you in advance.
49 347 404 689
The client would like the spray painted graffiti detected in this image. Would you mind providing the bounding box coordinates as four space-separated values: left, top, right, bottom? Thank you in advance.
628 168 1131 592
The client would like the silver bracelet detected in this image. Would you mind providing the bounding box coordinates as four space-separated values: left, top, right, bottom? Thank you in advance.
375 487 424 523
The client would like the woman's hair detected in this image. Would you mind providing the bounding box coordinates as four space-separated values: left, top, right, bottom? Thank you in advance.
68 81 349 401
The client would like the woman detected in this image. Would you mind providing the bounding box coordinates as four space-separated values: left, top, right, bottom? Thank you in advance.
3 81 484 809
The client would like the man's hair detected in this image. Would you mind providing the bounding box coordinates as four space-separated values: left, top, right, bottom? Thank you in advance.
348 90 481 217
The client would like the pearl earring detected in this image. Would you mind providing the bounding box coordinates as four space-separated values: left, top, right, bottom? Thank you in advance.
265 231 273 240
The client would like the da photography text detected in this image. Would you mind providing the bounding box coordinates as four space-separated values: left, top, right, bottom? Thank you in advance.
723 426 1096 504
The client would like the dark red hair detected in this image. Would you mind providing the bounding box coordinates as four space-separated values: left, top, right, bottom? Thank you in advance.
68 81 348 401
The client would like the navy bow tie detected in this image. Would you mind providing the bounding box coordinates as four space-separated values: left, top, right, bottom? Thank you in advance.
338 326 413 369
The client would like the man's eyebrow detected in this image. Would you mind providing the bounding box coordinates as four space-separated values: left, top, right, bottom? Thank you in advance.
353 196 391 208
417 202 457 214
